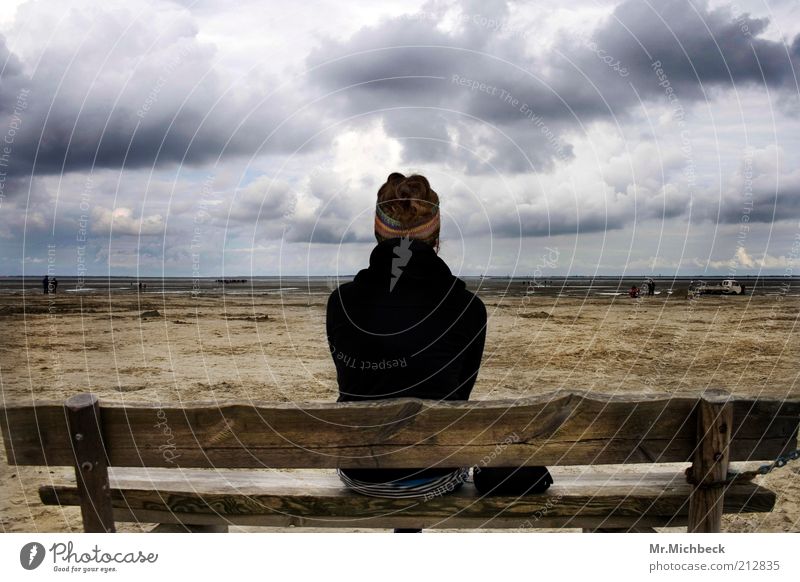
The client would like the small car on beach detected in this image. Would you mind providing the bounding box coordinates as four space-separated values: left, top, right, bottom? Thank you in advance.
688 279 746 297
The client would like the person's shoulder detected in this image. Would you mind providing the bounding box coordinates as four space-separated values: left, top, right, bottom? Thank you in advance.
327 281 358 307
466 291 487 320
450 281 486 320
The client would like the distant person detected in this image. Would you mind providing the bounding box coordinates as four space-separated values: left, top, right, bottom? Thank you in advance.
648 278 655 296
629 285 639 298
42 275 49 295
51 278 58 294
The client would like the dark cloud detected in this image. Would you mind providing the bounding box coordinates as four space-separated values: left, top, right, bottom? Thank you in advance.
305 2 585 174
0 35 26 113
0 4 323 182
590 0 799 98
306 0 798 174
2 0 799 276
4 0 796 184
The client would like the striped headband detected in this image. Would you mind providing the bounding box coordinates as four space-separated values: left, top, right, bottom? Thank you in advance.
375 202 440 242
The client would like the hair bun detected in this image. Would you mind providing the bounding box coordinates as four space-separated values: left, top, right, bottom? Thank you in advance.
375 172 440 245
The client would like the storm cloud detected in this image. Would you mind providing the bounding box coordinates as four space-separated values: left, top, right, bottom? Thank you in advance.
305 0 799 174
0 0 323 180
1 0 799 276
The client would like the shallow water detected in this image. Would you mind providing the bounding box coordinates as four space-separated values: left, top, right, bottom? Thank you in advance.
2 275 796 298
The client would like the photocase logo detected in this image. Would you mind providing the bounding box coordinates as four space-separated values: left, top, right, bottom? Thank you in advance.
390 236 413 292
20 542 46 570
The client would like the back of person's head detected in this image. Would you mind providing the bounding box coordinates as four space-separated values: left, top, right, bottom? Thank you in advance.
374 173 440 248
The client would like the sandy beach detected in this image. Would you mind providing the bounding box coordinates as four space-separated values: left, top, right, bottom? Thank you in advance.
1 289 798 532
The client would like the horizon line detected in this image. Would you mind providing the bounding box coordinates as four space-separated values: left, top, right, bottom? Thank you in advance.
4 274 799 279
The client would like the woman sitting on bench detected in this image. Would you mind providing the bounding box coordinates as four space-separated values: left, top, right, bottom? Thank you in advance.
326 172 486 498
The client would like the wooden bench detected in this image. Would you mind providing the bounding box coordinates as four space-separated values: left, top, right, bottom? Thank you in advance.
1 389 798 533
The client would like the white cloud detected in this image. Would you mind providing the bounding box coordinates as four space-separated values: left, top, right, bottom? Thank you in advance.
91 206 165 236
706 246 790 270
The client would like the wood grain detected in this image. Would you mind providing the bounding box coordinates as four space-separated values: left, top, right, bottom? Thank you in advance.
39 467 775 530
688 393 732 533
64 393 116 533
4 391 799 469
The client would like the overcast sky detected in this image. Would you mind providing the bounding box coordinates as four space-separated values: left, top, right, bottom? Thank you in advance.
1 0 799 277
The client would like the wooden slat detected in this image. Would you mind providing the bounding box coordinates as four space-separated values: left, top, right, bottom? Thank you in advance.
4 392 799 468
583 527 658 533
64 393 116 533
39 467 776 530
688 393 732 533
149 524 228 533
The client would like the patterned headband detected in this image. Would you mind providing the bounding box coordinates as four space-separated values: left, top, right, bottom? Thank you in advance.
375 202 440 241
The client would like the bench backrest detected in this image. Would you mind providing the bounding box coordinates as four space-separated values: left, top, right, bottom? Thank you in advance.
2 390 798 470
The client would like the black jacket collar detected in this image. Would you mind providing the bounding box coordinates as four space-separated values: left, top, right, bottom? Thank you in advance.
352 238 465 299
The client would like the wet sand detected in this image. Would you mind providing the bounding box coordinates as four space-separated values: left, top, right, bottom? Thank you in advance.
1 290 798 532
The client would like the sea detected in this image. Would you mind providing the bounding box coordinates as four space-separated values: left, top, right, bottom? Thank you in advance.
2 275 798 298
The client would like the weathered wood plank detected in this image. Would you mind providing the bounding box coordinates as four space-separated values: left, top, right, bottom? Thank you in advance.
149 524 228 533
4 392 799 468
66 508 750 530
64 394 116 533
39 467 775 530
583 527 658 533
688 393 732 533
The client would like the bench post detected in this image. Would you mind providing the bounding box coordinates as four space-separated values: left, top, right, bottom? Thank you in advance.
687 390 732 533
66 393 116 533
